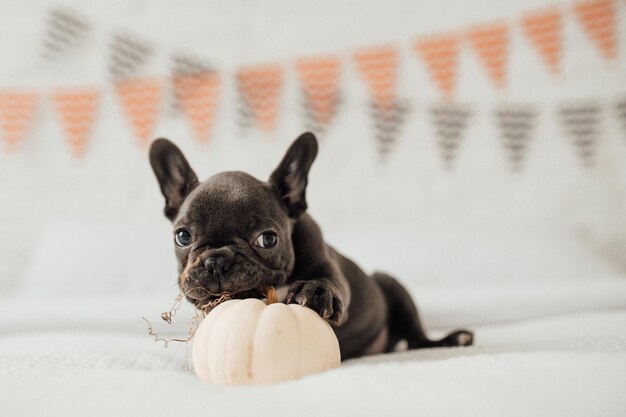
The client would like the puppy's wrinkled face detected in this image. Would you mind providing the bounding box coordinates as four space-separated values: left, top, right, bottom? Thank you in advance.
149 132 318 308
174 172 294 306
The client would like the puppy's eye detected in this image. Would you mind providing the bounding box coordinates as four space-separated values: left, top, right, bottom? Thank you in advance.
254 232 278 248
174 229 192 247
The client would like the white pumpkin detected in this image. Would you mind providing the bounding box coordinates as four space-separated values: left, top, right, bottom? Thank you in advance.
192 298 341 385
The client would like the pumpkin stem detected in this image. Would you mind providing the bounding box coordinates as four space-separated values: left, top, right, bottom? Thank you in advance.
265 286 278 304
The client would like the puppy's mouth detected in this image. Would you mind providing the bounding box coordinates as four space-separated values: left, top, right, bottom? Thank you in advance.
180 262 288 309
183 285 267 307
185 287 215 302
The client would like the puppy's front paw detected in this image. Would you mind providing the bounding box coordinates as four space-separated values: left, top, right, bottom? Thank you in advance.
286 280 344 325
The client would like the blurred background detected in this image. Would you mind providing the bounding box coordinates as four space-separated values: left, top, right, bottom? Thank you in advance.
0 0 625 326
1 2 626 414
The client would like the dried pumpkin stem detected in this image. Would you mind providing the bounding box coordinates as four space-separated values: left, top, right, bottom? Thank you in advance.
160 286 227 324
265 286 278 304
141 316 196 348
142 288 232 371
161 292 184 324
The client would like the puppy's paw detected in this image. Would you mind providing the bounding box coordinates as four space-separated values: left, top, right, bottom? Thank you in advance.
286 280 344 325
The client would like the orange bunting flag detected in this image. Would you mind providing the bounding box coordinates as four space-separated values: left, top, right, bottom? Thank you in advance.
173 72 220 143
521 8 563 75
295 55 341 130
236 64 283 132
52 87 100 155
574 0 617 61
115 77 162 147
415 33 460 99
467 22 509 90
0 91 39 151
353 45 399 112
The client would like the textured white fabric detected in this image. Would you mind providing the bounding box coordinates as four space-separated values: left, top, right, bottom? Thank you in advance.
1 309 626 416
3 220 625 416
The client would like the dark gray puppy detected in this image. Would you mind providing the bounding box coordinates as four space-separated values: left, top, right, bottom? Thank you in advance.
149 132 473 360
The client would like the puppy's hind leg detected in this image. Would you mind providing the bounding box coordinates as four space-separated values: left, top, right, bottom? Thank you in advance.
372 272 473 351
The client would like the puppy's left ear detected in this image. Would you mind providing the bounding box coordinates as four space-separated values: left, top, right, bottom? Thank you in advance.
269 132 318 218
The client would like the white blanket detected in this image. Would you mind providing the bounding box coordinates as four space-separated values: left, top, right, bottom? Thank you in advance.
1 312 625 417
2 222 626 416
1 286 626 417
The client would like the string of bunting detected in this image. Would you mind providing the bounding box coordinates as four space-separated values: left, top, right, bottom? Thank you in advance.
0 0 623 162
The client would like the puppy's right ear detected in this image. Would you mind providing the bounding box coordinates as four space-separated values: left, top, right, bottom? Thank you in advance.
149 138 199 221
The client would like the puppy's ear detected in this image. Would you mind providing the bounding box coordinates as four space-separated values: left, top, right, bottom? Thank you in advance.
269 132 318 218
149 138 199 221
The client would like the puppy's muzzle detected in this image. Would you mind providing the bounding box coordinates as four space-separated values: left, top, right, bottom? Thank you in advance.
183 247 235 294
204 250 233 281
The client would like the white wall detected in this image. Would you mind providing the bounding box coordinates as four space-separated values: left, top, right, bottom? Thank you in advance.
1 0 625 292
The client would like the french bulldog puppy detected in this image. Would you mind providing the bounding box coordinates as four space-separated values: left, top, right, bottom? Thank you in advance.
149 132 473 360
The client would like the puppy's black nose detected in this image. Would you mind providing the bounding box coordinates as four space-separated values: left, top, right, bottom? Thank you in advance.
204 253 233 279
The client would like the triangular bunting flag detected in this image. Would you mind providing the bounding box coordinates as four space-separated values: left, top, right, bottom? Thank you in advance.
169 54 214 117
109 33 154 81
115 77 162 147
429 102 473 168
173 72 220 143
236 64 283 132
558 102 601 167
616 97 626 142
521 8 563 75
295 55 341 133
574 0 617 61
415 33 459 99
494 104 537 171
236 86 255 131
172 55 212 75
41 7 89 62
353 46 399 112
467 23 509 90
52 87 100 155
370 100 410 160
0 91 39 151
